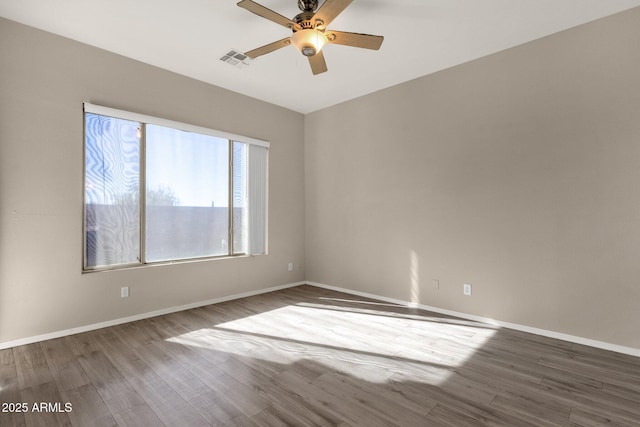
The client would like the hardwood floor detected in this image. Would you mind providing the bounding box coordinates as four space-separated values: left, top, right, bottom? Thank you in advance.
1 285 639 426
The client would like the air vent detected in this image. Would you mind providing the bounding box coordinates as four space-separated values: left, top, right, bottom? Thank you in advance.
220 49 253 68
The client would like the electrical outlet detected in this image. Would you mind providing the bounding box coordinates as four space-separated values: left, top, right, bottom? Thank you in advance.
433 279 439 290
121 286 129 298
288 262 294 272
463 283 472 296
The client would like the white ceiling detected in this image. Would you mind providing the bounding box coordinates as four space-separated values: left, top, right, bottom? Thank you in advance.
2 0 640 113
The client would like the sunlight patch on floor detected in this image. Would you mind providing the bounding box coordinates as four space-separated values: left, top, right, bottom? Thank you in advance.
167 302 496 386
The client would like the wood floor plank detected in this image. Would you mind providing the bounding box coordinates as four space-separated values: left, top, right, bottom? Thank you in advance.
425 403 494 427
489 394 574 426
0 348 27 427
601 381 640 404
66 330 107 357
187 390 246 426
40 338 91 392
152 334 224 376
5 285 639 426
313 371 430 425
208 372 271 418
569 405 640 427
389 372 522 426
570 341 640 367
13 344 54 389
220 356 345 426
125 374 210 427
257 378 343 427
446 352 545 389
92 330 211 426
110 404 164 427
539 376 640 423
113 320 166 351
249 405 331 427
19 381 73 427
272 370 388 427
132 340 215 400
59 383 117 427
0 409 27 427
539 352 640 392
76 349 150 417
439 370 499 406
143 337 271 420
89 330 157 385
222 414 262 427
428 397 543 427
0 347 15 365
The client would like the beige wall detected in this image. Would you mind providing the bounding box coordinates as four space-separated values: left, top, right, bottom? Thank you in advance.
0 18 305 344
305 8 640 349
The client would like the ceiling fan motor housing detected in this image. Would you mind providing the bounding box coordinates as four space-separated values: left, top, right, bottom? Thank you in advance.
298 0 318 12
293 12 316 27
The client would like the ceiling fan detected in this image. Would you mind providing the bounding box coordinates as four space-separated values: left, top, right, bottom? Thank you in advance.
237 0 384 75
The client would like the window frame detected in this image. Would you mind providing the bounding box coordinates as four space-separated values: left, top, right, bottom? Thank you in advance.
82 103 269 272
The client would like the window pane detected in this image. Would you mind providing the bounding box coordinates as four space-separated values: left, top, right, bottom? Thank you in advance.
145 125 229 262
232 142 248 254
84 113 140 268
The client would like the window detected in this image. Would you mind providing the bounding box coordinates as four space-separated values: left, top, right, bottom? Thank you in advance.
83 103 268 271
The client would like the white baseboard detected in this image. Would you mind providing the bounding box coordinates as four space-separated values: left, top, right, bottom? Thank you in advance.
0 281 305 351
306 281 640 358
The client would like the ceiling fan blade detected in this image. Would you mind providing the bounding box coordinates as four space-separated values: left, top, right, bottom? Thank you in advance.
325 30 384 50
308 51 328 75
237 0 298 30
245 37 291 59
313 0 353 28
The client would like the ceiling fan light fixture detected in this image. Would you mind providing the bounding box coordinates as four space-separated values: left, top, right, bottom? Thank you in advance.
290 28 327 56
237 0 384 75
